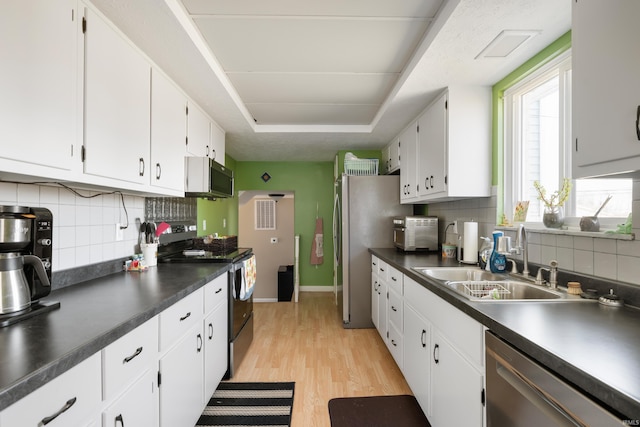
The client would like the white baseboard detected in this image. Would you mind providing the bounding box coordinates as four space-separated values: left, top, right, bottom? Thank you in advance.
299 286 334 293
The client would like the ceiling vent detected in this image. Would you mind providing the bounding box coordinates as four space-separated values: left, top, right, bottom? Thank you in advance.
475 30 541 59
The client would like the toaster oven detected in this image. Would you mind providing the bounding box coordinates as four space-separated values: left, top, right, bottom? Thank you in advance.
393 216 438 251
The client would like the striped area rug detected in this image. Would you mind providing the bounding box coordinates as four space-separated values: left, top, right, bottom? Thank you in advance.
196 382 295 427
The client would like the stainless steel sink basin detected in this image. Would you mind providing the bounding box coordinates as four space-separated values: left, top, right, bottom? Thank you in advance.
446 280 565 301
412 267 506 282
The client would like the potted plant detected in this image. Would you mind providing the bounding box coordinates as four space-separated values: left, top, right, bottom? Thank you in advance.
533 178 571 228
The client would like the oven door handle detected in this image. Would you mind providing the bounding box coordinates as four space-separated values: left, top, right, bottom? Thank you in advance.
496 362 584 427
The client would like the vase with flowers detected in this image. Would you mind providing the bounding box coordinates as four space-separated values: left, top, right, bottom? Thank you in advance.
533 178 571 229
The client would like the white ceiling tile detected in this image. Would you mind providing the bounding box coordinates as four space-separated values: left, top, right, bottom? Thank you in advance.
182 0 443 18
228 73 397 104
193 16 429 73
247 103 379 125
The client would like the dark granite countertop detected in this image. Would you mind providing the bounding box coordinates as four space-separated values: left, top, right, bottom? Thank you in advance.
0 263 230 411
370 248 640 420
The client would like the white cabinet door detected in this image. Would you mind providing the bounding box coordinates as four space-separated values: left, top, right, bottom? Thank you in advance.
151 69 187 192
371 271 380 330
0 0 78 170
377 279 387 343
83 7 150 185
210 121 226 165
403 303 431 418
399 122 418 203
186 102 211 158
159 323 204 427
204 302 228 401
417 93 447 198
572 0 640 178
102 369 158 427
431 330 484 427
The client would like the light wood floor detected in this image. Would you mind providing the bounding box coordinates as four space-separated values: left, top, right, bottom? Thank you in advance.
231 292 412 427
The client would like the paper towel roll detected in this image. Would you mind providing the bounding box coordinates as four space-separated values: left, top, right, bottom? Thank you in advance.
463 221 478 264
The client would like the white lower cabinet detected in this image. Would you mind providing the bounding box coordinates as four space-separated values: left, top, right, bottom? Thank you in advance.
0 353 101 427
159 323 204 427
203 274 229 401
158 288 205 427
0 277 230 427
431 330 484 427
403 303 432 417
102 369 158 427
403 275 485 427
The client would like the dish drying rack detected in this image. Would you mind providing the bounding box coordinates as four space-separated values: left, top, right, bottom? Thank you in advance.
344 158 379 176
462 282 511 299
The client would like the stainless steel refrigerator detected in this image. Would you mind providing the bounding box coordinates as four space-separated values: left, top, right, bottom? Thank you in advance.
334 174 411 328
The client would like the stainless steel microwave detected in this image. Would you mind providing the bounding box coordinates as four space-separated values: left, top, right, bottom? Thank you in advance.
393 216 438 251
184 157 234 199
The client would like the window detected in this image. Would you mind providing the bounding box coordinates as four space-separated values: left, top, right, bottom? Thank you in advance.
503 50 631 227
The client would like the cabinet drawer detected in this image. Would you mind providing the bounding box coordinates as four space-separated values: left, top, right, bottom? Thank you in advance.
387 266 403 294
378 259 389 282
371 256 380 275
388 288 403 332
102 316 158 401
388 323 403 370
1 353 101 427
159 288 203 352
204 274 228 314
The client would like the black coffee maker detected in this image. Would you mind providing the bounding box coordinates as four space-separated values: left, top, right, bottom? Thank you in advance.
0 205 57 325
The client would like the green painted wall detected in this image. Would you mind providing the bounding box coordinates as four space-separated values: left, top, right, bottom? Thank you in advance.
197 155 239 236
235 161 335 287
491 31 571 219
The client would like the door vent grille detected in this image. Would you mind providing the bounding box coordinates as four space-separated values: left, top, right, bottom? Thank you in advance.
255 199 276 230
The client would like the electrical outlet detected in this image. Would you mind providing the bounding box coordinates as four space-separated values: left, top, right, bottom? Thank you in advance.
115 223 124 241
223 218 227 228
452 220 459 234
202 219 207 231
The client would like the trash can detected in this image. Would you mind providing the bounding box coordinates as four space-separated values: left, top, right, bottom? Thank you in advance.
278 265 294 301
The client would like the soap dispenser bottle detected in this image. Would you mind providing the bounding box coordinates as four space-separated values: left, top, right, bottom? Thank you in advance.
489 231 507 273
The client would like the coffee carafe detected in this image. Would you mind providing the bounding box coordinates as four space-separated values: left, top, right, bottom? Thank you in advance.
0 206 53 315
0 254 50 314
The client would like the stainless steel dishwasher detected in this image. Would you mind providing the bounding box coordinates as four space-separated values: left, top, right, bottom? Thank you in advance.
485 331 623 426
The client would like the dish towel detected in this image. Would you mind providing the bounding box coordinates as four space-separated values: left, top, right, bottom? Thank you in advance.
310 217 324 265
240 255 256 301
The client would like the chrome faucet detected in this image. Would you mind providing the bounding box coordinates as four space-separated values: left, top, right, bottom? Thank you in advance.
536 260 559 289
509 223 530 277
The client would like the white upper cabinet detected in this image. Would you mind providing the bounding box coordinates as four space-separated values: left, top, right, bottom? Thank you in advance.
186 102 210 158
187 102 226 165
572 0 640 178
400 86 491 204
0 0 78 172
399 122 418 202
83 6 151 185
417 92 447 198
151 69 187 192
383 137 401 174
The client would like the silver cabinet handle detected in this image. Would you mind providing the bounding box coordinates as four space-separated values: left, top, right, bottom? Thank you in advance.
41 397 77 425
123 346 143 364
215 288 223 294
180 312 191 321
433 343 440 364
421 329 427 348
197 333 203 352
155 162 161 180
139 157 145 176
208 323 214 340
116 414 125 427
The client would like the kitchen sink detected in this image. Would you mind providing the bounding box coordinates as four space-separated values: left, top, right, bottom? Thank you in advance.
412 267 506 282
446 280 573 302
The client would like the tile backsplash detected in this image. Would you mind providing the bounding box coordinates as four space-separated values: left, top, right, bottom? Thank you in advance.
0 181 144 272
429 184 640 287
